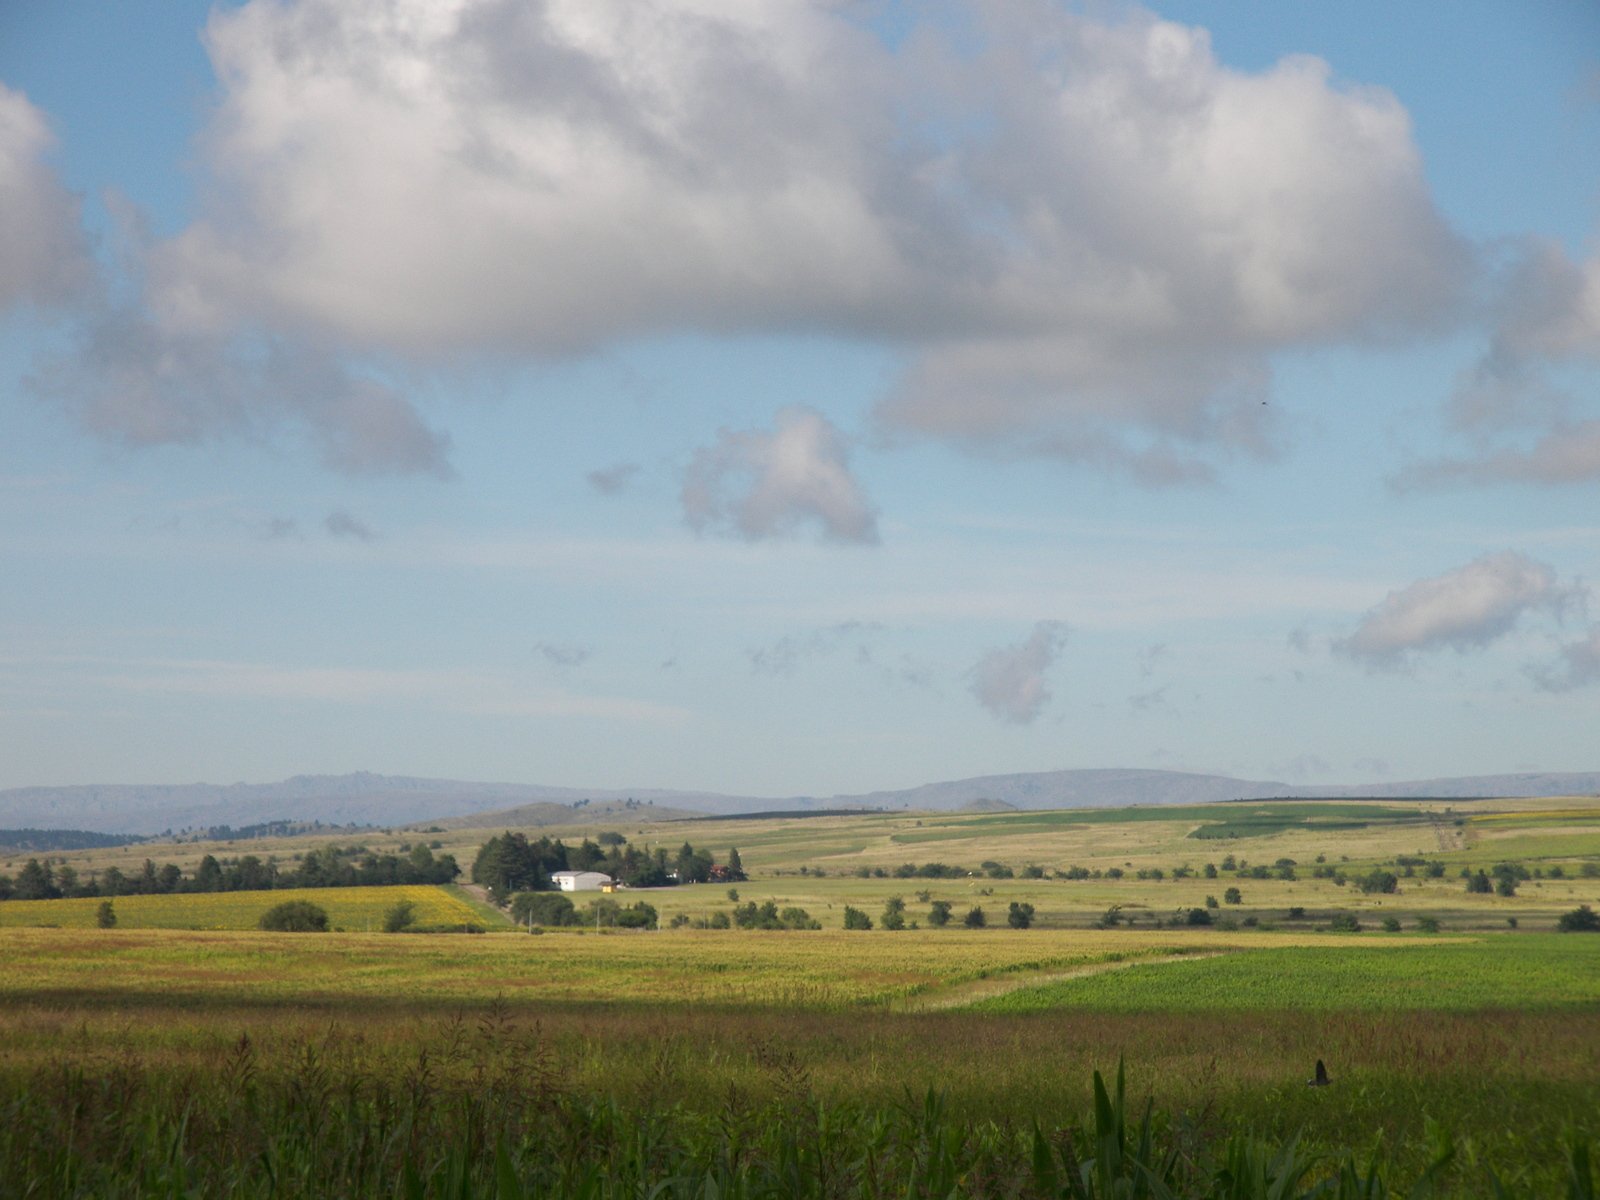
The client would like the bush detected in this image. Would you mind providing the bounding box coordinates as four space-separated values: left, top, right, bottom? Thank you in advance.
842 905 872 930
927 900 952 927
95 900 116 929
382 899 417 932
259 900 329 932
963 906 986 929
1184 907 1212 926
1557 904 1600 933
512 891 577 927
1328 912 1361 933
1381 916 1401 932
881 896 906 931
1357 870 1399 895
1465 870 1493 894
1223 887 1242 905
1417 915 1441 933
1007 902 1034 929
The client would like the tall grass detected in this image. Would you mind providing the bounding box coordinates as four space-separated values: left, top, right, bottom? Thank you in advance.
2 1034 1592 1198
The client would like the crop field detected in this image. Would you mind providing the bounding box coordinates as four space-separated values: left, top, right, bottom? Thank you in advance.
0 883 482 931
4 799 1600 1196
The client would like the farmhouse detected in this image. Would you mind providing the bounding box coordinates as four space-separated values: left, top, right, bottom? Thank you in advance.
551 870 614 892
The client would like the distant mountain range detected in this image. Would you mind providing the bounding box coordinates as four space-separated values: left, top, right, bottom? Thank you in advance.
1 767 1597 836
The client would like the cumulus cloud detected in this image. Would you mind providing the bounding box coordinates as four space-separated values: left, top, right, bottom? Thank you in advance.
682 407 877 543
0 84 93 311
324 509 377 540
26 300 455 479
1335 551 1579 668
968 621 1069 724
81 0 1466 481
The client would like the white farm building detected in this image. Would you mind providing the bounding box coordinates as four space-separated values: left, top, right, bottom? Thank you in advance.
550 870 614 892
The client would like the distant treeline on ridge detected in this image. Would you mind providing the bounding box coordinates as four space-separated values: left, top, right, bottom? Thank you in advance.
0 842 459 902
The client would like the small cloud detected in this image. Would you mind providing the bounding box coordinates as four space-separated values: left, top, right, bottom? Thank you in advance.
1137 643 1167 677
324 510 378 541
261 516 300 540
587 462 641 495
682 407 878 544
1397 421 1600 489
1530 625 1600 692
1286 625 1314 654
1128 685 1170 713
968 621 1069 725
1334 551 1579 669
538 643 592 668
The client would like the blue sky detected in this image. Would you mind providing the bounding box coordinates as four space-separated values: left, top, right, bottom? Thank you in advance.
1 1 1597 795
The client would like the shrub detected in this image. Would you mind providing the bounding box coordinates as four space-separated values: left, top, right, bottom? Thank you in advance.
963 906 986 928
259 900 329 932
1417 915 1440 933
382 899 417 932
95 900 116 929
1381 916 1401 932
1223 887 1242 905
1557 904 1600 933
708 911 731 929
1099 905 1124 928
842 905 872 930
1184 907 1212 926
1328 912 1361 933
1466 871 1493 894
927 900 952 927
1357 870 1399 895
1494 875 1518 897
1007 902 1034 929
1287 906 1306 919
1205 895 1219 908
881 896 906 931
512 891 577 927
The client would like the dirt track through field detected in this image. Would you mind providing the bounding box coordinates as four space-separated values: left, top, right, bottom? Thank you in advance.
900 950 1232 1011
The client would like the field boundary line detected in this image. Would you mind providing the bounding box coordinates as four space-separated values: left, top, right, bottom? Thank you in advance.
898 949 1234 1012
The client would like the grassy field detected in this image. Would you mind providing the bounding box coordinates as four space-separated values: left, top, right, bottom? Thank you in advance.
0 883 485 931
4 797 1600 1196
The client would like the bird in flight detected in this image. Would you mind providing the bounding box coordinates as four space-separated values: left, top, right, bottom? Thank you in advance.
1307 1059 1331 1087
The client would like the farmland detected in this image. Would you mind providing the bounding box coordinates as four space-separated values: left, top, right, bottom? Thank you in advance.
3 797 1599 1196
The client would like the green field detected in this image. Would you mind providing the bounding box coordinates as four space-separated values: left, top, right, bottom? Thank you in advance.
3 798 1599 1196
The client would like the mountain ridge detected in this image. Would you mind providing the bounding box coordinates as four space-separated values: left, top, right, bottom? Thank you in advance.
2 767 1597 835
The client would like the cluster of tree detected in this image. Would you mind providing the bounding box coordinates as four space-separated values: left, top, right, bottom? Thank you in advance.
0 829 143 853
510 890 658 929
0 842 458 902
472 831 745 900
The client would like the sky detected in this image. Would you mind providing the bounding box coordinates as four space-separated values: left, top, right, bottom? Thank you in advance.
1 0 1598 797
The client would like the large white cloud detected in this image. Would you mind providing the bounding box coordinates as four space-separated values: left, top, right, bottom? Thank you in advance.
128 0 1468 479
682 407 877 543
1335 551 1577 667
0 84 92 311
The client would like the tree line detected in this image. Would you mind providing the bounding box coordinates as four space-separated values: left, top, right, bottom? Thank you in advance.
471 831 744 900
0 842 459 901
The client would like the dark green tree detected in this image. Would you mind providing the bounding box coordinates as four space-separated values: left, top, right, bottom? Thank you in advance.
95 899 117 929
881 896 906 930
258 900 329 932
842 905 873 930
927 900 952 927
1007 901 1035 929
963 906 986 929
